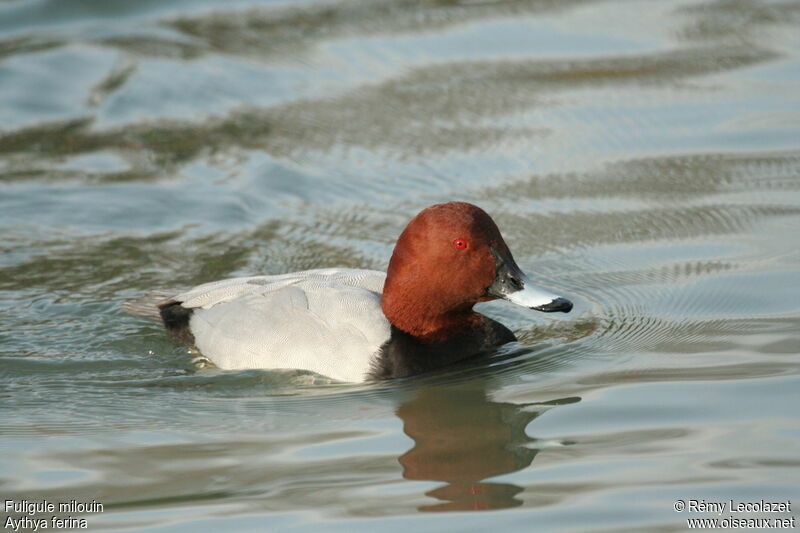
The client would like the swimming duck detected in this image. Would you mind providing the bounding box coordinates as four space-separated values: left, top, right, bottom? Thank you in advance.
124 202 572 382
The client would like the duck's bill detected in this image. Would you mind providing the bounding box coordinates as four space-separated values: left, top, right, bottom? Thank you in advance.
487 248 573 313
503 271 573 312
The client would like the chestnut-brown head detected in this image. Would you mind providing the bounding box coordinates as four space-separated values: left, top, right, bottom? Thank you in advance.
381 202 571 342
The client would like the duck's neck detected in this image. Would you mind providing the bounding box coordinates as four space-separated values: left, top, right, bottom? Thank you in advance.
383 302 479 344
396 309 483 344
376 283 517 379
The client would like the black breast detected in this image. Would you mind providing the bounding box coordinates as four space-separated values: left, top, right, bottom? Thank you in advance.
368 318 516 380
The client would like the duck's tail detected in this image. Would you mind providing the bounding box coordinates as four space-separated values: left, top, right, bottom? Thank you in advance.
121 290 176 321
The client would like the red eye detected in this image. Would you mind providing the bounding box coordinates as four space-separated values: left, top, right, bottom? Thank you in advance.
453 239 468 250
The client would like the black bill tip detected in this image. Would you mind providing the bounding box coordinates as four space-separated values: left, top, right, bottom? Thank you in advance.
532 297 573 313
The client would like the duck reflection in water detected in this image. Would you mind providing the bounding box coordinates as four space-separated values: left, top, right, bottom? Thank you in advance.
396 382 580 512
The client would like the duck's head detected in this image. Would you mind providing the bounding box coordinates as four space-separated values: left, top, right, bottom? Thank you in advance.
382 202 572 342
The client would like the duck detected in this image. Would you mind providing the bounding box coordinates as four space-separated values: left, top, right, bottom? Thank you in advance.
123 202 572 382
